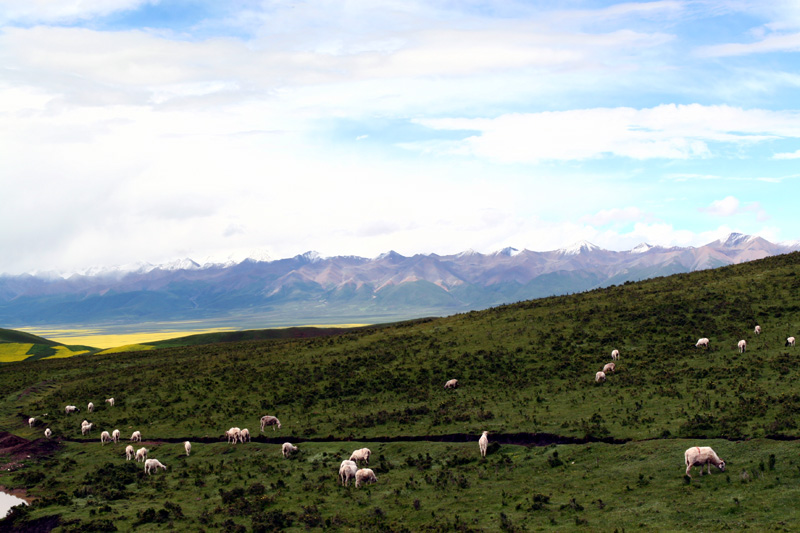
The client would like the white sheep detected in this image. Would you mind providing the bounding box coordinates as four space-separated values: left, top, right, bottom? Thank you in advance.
100 431 112 444
112 429 120 443
787 337 796 347
225 427 241 444
696 338 710 348
738 339 746 353
595 371 606 383
125 445 135 460
135 447 148 462
130 430 142 442
87 402 94 413
602 363 615 373
355 468 377 488
479 431 489 458
684 446 726 478
81 422 93 436
44 428 52 439
282 442 298 458
105 397 115 407
349 447 371 465
144 458 167 475
611 349 620 360
239 428 251 443
444 379 459 389
185 441 191 456
260 415 281 432
65 405 79 414
339 460 358 486
28 417 35 428
755 325 762 335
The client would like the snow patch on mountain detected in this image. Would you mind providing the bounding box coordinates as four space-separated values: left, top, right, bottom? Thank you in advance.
559 240 601 255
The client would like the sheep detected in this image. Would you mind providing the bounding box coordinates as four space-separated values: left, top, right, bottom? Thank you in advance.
135 447 148 462
479 431 489 458
602 362 615 373
444 379 459 389
239 428 251 443
787 337 796 347
125 445 135 460
100 431 112 444
105 397 115 407
611 349 620 360
260 415 281 432
28 417 35 428
595 371 606 383
225 427 241 444
112 429 120 443
684 446 726 478
696 338 709 348
355 468 377 488
738 339 746 353
81 422 93 436
755 325 762 335
349 447 371 465
130 430 142 442
44 428 52 439
144 458 167 475
339 460 358 486
87 402 94 413
282 442 298 458
65 405 79 414
185 441 191 456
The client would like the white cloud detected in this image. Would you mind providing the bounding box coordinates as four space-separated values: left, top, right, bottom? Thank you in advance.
580 207 649 226
774 149 800 159
697 31 800 57
699 196 770 221
0 0 152 25
411 104 800 163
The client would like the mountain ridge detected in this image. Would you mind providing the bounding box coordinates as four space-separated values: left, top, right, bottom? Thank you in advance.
1 233 798 328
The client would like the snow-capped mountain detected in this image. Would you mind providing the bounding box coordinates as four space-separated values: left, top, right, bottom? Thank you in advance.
2 234 799 328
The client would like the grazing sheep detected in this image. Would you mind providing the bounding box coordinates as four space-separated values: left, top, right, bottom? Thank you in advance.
28 417 35 428
260 415 281 432
87 402 94 413
65 405 79 414
44 428 52 439
125 445 135 460
787 337 796 347
738 339 747 353
603 363 615 373
112 429 120 443
696 338 710 348
444 379 459 389
355 468 377 488
135 447 148 462
81 422 93 436
225 427 241 444
611 349 620 360
755 325 762 335
105 398 115 407
349 447 371 465
240 428 251 443
684 446 726 478
595 371 606 383
100 431 112 444
479 431 489 458
282 442 298 458
339 460 358 486
185 441 191 456
144 458 167 475
130 430 142 442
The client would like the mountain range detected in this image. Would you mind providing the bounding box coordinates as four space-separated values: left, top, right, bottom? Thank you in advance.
2 233 798 328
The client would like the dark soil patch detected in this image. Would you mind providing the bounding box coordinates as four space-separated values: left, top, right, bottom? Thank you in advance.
0 432 60 472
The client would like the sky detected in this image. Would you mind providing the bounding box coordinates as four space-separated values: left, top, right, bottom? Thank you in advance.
2 0 800 275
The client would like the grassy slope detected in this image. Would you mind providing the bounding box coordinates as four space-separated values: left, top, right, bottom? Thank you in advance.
2 252 800 530
0 328 99 363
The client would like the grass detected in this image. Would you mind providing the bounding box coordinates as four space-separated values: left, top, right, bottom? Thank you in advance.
2 251 800 530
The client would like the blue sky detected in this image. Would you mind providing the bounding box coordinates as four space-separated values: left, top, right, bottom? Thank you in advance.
2 1 800 274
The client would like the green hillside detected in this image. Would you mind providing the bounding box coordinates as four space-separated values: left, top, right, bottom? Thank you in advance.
0 328 99 363
2 252 800 530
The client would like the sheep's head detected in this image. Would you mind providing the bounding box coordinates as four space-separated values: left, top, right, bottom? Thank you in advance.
717 461 726 472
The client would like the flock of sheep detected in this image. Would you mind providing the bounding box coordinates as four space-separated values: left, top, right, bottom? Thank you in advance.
25 322 798 488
